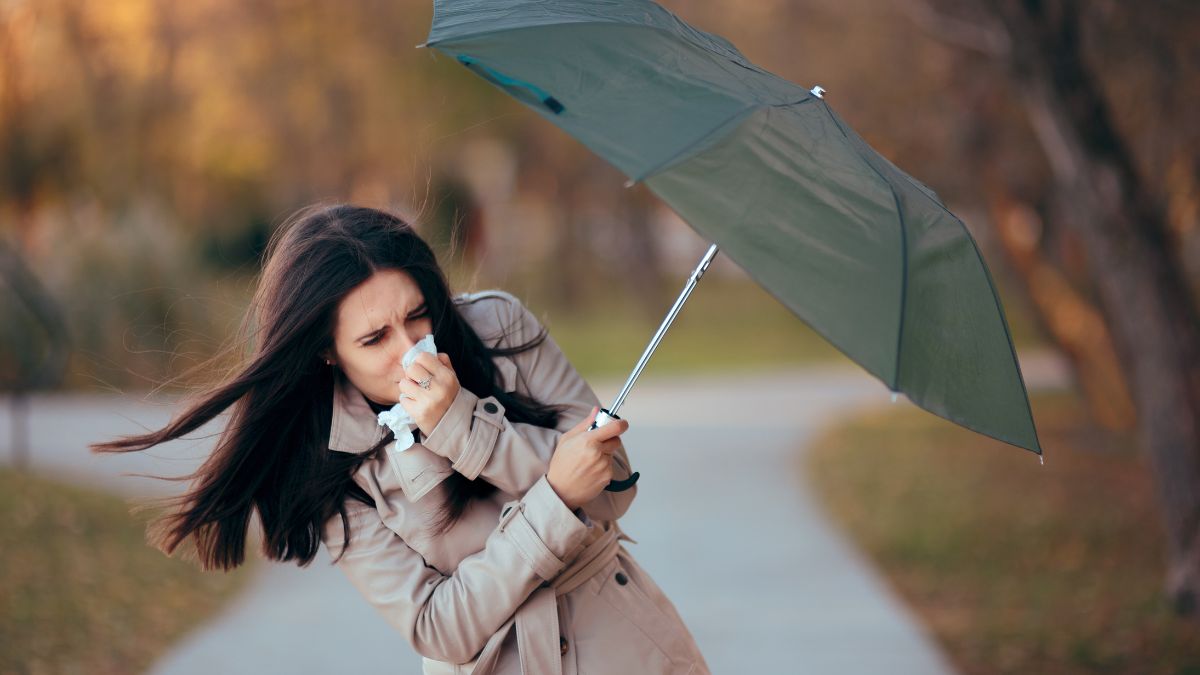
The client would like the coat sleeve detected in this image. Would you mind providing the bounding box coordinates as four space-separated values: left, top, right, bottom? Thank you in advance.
421 293 637 523
323 473 592 665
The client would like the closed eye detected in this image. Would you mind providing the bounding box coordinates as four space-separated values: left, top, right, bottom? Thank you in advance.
360 310 428 347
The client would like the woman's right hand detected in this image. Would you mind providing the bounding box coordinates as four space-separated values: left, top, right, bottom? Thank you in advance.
546 406 630 510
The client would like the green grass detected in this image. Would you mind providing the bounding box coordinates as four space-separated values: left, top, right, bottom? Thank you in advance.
531 277 853 379
804 390 1200 675
528 275 1049 381
0 468 255 675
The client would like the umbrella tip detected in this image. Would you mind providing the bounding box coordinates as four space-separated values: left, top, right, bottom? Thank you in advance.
890 391 898 403
623 178 637 188
810 85 826 99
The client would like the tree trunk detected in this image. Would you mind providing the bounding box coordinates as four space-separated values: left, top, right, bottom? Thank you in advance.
9 392 28 470
989 194 1137 432
990 0 1200 614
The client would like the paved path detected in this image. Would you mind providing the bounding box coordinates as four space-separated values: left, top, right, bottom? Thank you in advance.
1 351 1069 674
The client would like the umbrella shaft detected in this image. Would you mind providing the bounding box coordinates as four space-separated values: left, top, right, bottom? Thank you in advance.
608 243 720 416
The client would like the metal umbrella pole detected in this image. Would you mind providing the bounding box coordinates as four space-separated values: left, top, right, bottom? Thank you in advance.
600 243 720 491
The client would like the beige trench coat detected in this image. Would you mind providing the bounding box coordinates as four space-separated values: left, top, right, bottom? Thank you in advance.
320 290 711 675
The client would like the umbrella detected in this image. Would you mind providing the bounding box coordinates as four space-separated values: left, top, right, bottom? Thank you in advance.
421 0 1044 490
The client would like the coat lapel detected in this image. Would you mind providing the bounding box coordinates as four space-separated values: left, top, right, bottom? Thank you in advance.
326 291 524 503
328 370 452 502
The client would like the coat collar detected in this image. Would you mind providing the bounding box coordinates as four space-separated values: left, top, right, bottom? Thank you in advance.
326 354 520 455
327 369 452 503
325 291 525 502
327 369 391 454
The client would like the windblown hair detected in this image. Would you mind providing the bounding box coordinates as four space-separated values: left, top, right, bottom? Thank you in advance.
90 203 563 571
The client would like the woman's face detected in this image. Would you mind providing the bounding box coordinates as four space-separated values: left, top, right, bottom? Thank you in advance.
325 268 434 406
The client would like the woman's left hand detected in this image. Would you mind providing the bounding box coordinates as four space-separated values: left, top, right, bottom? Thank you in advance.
398 352 461 437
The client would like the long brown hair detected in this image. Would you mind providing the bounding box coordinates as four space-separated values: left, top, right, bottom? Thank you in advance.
90 203 563 571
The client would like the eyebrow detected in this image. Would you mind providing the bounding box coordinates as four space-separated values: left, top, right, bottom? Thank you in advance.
355 302 428 342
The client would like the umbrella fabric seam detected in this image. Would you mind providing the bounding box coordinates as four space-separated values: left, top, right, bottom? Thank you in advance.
649 101 910 390
629 105 760 185
818 100 1042 454
629 97 811 184
816 99 909 392
645 111 767 262
427 15 774 81
648 104 910 391
726 106 773 233
943 208 1044 454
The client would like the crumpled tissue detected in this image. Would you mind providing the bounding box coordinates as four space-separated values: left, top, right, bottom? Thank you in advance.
375 333 437 453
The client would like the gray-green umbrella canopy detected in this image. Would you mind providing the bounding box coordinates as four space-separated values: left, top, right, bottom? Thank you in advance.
424 0 1043 458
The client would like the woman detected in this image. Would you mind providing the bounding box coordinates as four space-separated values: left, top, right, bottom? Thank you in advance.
92 203 711 675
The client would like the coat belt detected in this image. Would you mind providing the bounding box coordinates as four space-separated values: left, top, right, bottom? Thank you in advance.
466 522 626 675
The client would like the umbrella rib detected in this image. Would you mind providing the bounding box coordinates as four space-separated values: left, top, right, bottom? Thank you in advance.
817 100 909 392
886 184 910 394
630 97 814 185
941 208 1045 454
818 101 1043 454
627 104 761 186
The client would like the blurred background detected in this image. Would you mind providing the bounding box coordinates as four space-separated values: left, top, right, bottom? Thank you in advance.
1 0 1198 673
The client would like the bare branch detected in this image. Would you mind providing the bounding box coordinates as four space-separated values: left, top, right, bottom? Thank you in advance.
895 0 1012 58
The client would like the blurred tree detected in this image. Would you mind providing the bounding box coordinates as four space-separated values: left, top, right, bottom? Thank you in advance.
513 125 606 309
903 0 1200 615
614 183 670 320
0 0 679 395
1 2 74 467
0 237 70 468
989 196 1136 432
425 169 483 271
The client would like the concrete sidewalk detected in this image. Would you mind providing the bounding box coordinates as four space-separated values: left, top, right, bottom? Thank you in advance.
2 350 1069 674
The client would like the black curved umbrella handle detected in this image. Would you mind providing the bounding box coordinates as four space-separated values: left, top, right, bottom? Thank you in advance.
591 408 641 492
606 474 640 492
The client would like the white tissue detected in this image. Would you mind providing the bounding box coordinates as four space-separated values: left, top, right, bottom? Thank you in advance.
376 333 438 453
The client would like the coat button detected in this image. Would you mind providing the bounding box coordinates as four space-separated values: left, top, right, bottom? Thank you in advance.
483 402 498 414
560 635 569 655
615 571 628 586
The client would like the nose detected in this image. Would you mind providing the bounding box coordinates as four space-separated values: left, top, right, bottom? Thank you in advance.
392 334 416 368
